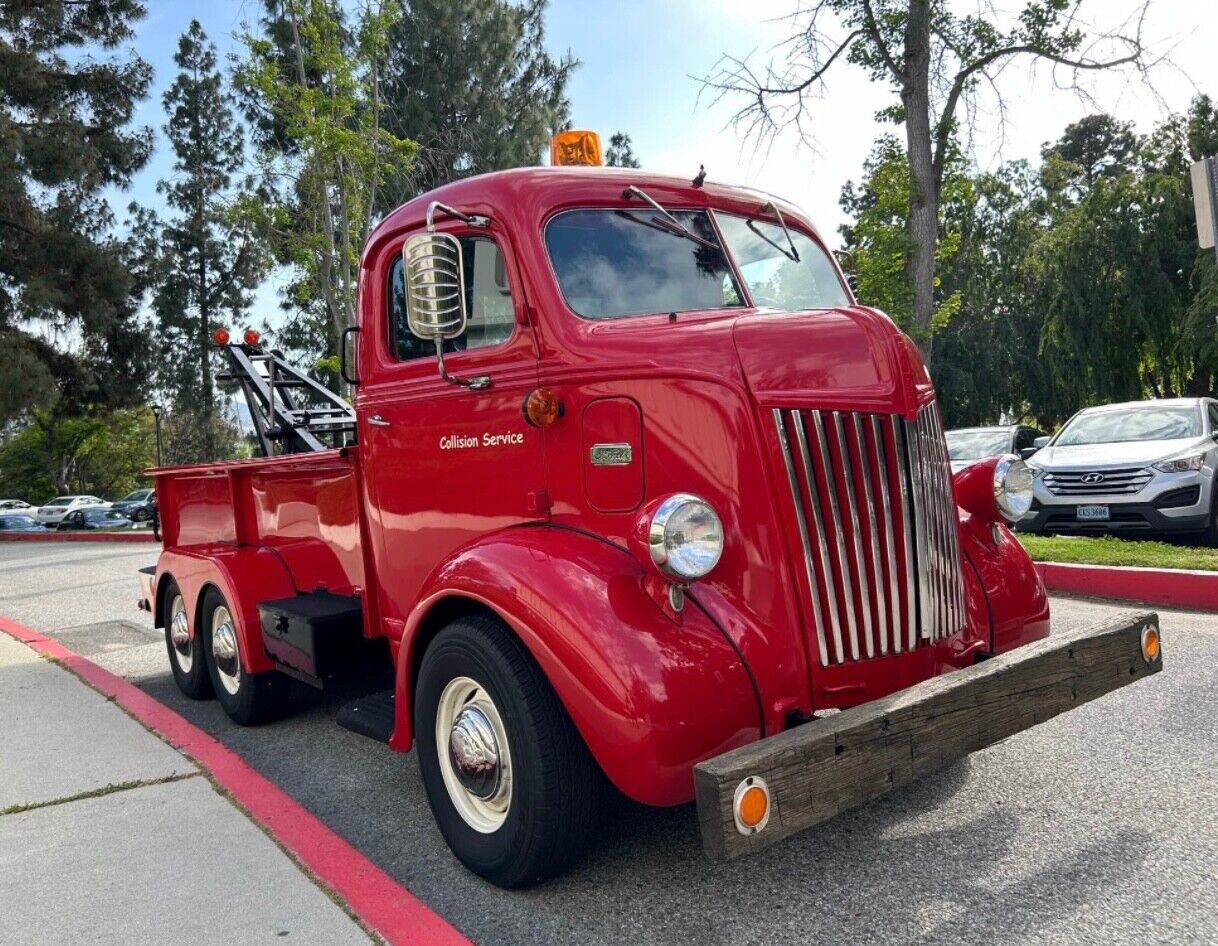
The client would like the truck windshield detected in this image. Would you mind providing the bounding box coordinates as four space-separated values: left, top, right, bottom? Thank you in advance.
545 209 744 319
714 214 849 311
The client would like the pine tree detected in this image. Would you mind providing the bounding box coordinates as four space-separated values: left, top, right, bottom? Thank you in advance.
378 0 575 204
605 132 641 169
135 21 268 460
0 0 153 422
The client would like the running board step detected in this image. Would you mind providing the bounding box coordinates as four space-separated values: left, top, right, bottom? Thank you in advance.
336 690 395 743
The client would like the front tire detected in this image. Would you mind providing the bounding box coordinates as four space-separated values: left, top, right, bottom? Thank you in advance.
163 581 212 700
200 587 291 726
415 615 604 888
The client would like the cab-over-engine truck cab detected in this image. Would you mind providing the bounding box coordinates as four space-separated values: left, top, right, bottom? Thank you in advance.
142 154 1161 888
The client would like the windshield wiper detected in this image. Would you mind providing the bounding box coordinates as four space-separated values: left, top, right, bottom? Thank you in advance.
749 201 800 263
621 186 719 251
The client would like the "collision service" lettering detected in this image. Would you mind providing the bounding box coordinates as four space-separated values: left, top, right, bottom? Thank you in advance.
439 432 525 450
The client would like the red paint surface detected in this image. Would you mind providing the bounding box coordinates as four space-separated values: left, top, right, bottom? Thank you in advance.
1036 561 1218 611
0 531 158 543
0 615 469 946
146 167 1050 808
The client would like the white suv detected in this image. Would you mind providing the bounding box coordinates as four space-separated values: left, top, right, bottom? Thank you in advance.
35 495 109 526
1020 398 1218 542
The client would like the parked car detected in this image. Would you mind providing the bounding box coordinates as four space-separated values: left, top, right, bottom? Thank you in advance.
111 488 156 523
1018 397 1218 542
0 499 39 515
0 514 48 532
35 495 108 526
57 507 134 531
945 424 1047 473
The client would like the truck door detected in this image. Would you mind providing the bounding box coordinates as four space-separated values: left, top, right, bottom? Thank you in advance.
358 224 544 633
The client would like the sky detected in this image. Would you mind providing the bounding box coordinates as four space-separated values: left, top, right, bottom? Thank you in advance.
116 0 1216 316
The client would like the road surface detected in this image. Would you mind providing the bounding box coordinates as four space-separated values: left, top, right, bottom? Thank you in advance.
2 542 1215 945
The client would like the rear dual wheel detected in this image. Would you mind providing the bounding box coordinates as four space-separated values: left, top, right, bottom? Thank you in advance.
199 587 291 726
163 581 211 700
415 615 605 888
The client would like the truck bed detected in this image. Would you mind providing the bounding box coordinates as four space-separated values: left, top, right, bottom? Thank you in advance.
152 448 367 596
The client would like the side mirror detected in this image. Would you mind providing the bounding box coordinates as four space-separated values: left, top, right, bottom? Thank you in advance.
1033 436 1051 449
402 232 467 342
1019 447 1038 460
400 231 490 391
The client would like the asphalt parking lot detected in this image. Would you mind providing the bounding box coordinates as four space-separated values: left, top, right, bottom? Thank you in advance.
2 542 1216 946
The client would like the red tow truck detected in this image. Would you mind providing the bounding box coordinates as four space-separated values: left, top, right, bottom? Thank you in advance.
138 132 1162 887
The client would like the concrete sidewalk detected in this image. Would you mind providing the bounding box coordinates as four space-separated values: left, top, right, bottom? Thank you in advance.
0 633 373 945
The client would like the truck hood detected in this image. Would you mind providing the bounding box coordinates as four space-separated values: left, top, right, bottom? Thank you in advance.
1030 437 1209 469
731 307 925 413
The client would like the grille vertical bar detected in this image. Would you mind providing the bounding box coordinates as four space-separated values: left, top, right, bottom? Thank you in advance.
774 404 965 667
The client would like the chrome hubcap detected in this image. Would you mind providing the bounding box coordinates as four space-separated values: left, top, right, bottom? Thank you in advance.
436 677 511 833
211 605 241 696
169 595 192 673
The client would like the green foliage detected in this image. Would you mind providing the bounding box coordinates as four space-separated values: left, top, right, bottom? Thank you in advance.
377 0 575 203
606 132 641 168
0 0 153 422
1018 534 1218 571
842 98 1218 429
131 21 269 460
236 0 418 368
0 408 156 501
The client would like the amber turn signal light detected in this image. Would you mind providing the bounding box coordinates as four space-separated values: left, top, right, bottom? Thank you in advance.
1140 625 1160 663
212 327 231 345
243 328 261 346
523 388 563 427
733 776 771 835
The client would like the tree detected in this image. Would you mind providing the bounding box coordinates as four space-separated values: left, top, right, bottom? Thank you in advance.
134 21 268 460
377 0 575 204
0 408 156 501
706 0 1155 363
1041 113 1138 197
236 0 418 368
606 132 641 168
0 0 153 422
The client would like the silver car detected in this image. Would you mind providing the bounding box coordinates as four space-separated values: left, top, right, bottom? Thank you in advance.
946 424 1047 474
1019 398 1218 541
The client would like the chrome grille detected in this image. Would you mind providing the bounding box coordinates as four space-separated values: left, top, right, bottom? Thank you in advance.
1043 467 1151 495
773 404 966 666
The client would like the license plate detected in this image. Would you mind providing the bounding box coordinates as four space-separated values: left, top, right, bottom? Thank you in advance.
1076 504 1110 521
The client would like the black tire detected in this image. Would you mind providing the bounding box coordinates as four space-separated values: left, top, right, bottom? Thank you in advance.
133 508 149 523
162 580 212 699
1202 490 1218 548
415 615 604 888
200 587 291 726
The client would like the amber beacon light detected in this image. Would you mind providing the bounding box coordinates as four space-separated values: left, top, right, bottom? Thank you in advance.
550 130 602 167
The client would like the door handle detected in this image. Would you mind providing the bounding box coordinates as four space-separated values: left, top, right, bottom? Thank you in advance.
367 414 390 427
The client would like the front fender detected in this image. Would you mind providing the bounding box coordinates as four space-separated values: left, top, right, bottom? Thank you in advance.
395 526 762 807
958 513 1050 653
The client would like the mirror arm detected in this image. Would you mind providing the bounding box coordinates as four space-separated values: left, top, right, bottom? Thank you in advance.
434 340 492 391
426 201 491 232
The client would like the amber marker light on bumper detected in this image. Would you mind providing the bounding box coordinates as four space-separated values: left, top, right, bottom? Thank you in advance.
1141 624 1161 663
733 776 771 835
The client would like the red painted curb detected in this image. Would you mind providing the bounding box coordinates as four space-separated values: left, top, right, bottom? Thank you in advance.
0 531 158 543
1036 561 1218 611
0 615 470 946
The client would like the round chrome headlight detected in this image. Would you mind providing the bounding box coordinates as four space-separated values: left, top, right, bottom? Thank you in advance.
648 494 724 581
992 455 1033 521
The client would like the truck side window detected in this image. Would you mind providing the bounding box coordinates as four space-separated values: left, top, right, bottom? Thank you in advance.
387 236 514 362
1208 403 1218 434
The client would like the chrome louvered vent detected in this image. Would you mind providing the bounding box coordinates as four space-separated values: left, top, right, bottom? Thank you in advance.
1043 467 1151 495
773 404 966 666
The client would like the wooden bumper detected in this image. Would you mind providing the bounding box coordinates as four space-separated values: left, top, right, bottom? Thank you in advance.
694 611 1162 861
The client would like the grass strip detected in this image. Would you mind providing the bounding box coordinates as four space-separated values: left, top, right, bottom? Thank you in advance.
1017 533 1218 571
